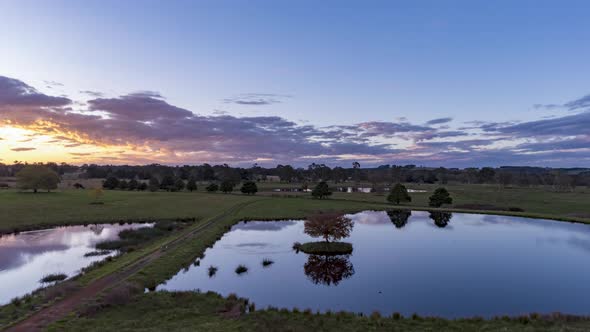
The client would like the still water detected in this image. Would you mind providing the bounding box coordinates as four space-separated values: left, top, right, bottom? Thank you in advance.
157 211 590 318
0 223 151 304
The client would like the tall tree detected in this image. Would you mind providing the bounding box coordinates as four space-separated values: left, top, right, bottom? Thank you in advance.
220 180 234 193
428 187 453 207
311 181 332 199
16 165 60 193
387 183 412 205
186 178 197 192
240 181 258 195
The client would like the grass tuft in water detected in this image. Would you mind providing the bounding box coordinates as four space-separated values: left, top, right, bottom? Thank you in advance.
235 265 248 275
208 266 218 277
261 258 274 267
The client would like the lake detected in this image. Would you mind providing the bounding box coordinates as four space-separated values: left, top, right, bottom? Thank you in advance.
0 223 152 304
157 210 590 318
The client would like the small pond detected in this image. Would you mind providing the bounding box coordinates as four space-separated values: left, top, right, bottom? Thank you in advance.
157 211 590 318
0 223 152 304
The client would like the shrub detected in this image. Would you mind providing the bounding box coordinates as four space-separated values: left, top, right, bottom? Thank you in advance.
240 181 258 195
387 183 412 205
311 181 332 199
206 183 219 192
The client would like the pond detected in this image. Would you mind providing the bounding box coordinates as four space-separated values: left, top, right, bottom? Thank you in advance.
0 223 152 304
157 211 590 318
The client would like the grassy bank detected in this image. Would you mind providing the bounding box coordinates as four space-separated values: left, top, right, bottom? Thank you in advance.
47 291 590 332
299 241 353 255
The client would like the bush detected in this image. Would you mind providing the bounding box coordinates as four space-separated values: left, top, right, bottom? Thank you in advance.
428 187 453 207
240 181 258 195
206 183 219 192
311 181 332 199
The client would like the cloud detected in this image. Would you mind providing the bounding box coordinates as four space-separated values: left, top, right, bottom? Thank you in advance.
425 117 453 125
1 75 589 167
223 93 289 106
11 147 36 152
0 76 71 108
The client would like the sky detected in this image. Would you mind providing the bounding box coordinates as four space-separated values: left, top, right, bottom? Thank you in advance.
0 0 589 168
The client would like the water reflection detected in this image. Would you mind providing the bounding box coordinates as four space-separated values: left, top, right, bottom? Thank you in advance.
387 209 412 229
304 254 355 286
0 223 151 304
429 211 453 228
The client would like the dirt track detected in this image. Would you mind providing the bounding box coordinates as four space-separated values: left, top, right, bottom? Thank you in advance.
5 200 259 332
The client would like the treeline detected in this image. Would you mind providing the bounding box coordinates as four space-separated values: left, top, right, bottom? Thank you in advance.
1 162 589 191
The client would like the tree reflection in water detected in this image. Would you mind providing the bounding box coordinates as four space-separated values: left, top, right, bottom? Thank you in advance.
304 254 354 286
429 211 453 228
387 209 412 229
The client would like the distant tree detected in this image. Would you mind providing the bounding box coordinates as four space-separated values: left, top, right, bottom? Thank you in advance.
160 175 175 191
186 178 197 192
387 183 412 205
206 183 219 192
220 180 234 193
118 180 128 190
304 213 354 242
240 181 258 195
16 165 60 193
311 181 332 199
128 179 139 191
429 211 453 228
428 187 453 207
148 177 160 192
103 176 119 190
138 182 148 191
387 209 411 228
174 178 185 191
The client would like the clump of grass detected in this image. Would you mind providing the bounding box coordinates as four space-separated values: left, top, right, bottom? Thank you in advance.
83 250 111 257
235 265 248 275
261 258 274 267
208 266 218 277
40 273 67 283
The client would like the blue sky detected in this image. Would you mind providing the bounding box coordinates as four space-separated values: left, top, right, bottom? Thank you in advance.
0 0 589 167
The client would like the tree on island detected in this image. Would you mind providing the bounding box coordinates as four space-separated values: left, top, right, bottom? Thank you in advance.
387 183 412 205
186 178 197 192
206 183 219 192
240 181 258 195
304 213 353 243
311 181 332 199
16 165 60 193
428 187 453 207
387 209 411 228
220 180 234 193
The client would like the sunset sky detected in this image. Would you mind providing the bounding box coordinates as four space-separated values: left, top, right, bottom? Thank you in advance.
1 0 589 167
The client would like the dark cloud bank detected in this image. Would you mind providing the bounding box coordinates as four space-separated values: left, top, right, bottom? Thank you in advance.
1 75 589 167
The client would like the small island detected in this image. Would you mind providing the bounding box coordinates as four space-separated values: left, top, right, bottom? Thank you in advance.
300 213 354 255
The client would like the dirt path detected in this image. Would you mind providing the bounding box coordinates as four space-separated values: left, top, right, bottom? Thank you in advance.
4 199 260 332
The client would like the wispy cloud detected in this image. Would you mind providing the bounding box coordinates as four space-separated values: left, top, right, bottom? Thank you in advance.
223 93 290 106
